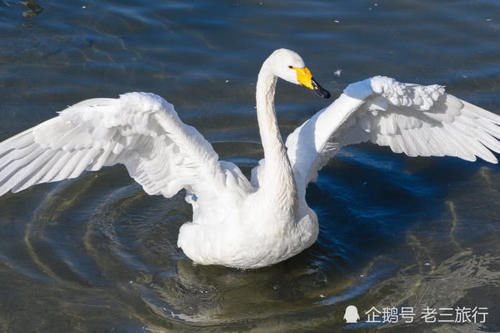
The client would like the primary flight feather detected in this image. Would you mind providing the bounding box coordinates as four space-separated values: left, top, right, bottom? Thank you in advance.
0 49 498 269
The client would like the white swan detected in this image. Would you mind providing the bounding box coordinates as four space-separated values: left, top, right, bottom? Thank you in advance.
1 49 499 269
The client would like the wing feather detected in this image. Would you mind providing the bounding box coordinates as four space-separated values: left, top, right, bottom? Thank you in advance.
286 76 500 199
0 131 34 157
0 92 232 199
0 143 37 170
13 150 65 193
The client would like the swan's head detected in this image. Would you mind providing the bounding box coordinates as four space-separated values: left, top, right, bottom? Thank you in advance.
268 48 331 99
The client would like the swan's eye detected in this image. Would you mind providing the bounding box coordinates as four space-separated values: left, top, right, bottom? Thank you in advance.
288 65 293 69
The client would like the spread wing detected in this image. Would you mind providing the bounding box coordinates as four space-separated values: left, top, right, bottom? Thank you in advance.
0 92 226 198
286 76 500 199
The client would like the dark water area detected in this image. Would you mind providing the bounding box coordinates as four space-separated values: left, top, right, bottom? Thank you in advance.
1 0 500 332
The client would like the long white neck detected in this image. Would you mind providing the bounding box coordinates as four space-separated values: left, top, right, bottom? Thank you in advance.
255 59 297 214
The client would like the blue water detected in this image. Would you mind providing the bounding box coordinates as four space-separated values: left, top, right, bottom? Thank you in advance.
0 0 499 332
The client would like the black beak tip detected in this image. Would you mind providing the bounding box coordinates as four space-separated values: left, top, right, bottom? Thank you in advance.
321 89 331 99
311 77 331 99
314 86 331 99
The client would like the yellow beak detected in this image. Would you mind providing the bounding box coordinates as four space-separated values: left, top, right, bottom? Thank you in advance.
291 66 331 99
293 67 315 89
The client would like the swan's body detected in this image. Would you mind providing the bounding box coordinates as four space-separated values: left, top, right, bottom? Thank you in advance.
1 49 499 269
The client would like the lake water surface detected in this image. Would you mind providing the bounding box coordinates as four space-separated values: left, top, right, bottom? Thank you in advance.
0 0 500 332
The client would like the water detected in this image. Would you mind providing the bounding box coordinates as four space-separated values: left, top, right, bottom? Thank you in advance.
1 0 499 331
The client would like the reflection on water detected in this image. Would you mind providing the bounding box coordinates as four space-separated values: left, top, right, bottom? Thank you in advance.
0 0 499 332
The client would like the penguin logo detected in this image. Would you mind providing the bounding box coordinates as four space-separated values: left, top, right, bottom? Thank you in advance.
344 305 360 323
